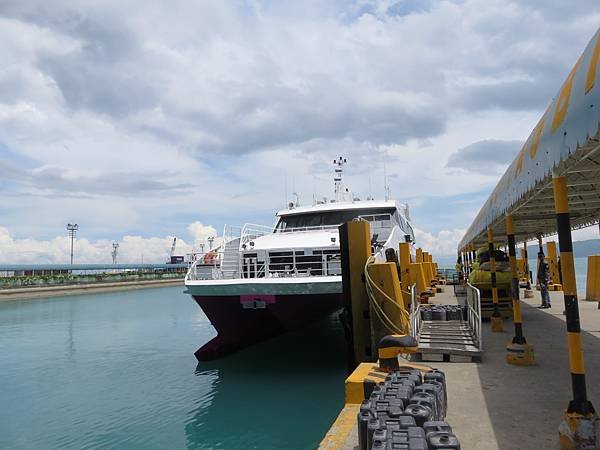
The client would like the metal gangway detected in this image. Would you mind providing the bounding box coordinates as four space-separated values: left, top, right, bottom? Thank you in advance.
409 283 483 362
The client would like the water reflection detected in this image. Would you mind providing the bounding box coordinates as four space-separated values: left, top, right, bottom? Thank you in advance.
184 312 348 450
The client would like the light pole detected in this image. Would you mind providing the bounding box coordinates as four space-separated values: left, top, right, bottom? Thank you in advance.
111 242 119 265
66 223 79 265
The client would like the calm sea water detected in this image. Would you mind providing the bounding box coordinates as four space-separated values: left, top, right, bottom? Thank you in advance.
0 286 348 449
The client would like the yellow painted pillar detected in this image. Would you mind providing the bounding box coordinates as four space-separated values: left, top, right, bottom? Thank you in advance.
398 242 412 307
595 255 600 304
547 241 560 286
587 255 600 302
586 256 595 301
339 220 373 364
366 262 407 347
422 252 433 283
409 262 428 295
416 248 423 263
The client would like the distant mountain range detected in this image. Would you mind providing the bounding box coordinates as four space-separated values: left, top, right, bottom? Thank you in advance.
555 239 600 258
527 239 600 259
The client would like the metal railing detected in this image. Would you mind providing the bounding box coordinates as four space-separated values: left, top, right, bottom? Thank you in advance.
409 284 420 339
408 282 482 352
186 249 342 281
275 224 339 233
240 223 273 247
240 251 342 279
465 283 483 351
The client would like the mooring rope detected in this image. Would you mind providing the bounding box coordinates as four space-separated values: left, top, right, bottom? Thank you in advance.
363 255 409 335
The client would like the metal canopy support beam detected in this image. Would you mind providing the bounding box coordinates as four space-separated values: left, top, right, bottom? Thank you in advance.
506 215 535 365
506 216 526 343
553 175 591 413
553 174 599 446
488 228 503 332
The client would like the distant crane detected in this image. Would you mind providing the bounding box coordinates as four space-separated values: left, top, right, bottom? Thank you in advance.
111 242 119 265
167 237 184 264
170 237 177 258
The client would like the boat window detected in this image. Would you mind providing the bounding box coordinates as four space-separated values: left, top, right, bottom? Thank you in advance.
275 208 397 231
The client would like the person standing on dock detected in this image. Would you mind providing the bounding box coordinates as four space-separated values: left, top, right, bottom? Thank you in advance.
537 251 551 308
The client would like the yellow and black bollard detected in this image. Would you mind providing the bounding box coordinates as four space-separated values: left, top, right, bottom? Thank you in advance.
505 215 534 365
488 228 503 332
553 174 599 447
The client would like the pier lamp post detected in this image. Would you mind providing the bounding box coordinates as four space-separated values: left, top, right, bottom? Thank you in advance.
112 242 119 265
66 223 79 265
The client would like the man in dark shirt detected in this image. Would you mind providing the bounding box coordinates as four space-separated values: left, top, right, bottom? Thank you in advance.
537 251 551 308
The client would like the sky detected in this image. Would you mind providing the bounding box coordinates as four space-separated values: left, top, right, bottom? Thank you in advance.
0 0 599 263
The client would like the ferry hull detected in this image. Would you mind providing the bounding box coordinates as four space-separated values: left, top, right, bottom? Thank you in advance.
193 293 342 360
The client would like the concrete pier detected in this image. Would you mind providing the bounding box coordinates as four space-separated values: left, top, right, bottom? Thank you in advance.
0 278 184 301
324 289 600 449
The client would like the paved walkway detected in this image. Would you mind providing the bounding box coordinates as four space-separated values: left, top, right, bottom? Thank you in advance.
334 288 600 449
432 289 600 449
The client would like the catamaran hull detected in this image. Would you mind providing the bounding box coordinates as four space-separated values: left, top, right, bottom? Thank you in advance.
192 292 343 360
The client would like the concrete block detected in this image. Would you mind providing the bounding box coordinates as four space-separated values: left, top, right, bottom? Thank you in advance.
421 353 444 362
449 354 473 363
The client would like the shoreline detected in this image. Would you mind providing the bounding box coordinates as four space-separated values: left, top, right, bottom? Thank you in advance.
0 278 185 301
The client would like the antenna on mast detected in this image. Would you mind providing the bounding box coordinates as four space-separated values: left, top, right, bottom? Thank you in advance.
333 156 349 202
383 162 391 201
284 173 288 208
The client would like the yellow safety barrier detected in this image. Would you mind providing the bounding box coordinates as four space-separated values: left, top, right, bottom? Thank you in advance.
547 241 562 290
416 248 423 263
366 262 407 346
409 262 429 296
586 255 600 302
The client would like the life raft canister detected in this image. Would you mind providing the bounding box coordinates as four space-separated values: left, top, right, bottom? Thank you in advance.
203 251 218 264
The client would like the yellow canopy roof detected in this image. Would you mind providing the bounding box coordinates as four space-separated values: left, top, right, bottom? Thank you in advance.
459 29 600 251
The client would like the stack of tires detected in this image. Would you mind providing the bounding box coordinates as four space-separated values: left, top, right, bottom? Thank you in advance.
357 369 460 449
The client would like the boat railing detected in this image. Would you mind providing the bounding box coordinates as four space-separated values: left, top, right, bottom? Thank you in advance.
240 250 342 279
274 224 340 233
240 223 274 248
185 256 221 281
186 247 342 281
357 213 394 228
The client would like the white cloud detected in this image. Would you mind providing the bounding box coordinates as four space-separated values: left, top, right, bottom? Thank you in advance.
0 226 203 264
187 222 220 247
414 227 467 257
0 0 599 246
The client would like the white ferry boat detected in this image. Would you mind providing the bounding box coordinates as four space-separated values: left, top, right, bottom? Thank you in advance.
185 158 415 360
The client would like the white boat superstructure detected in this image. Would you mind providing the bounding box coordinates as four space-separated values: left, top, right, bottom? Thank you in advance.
184 157 416 360
185 158 415 292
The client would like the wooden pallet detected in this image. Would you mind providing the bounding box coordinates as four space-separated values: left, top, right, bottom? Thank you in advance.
417 320 482 363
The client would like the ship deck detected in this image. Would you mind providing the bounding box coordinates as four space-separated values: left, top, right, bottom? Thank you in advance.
327 288 600 450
